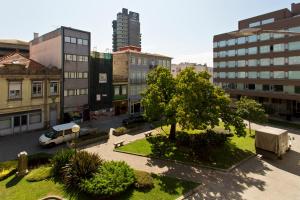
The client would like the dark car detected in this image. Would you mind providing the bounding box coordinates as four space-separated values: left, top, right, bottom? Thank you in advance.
122 115 146 126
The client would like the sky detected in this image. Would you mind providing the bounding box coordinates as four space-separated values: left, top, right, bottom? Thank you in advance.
0 0 296 66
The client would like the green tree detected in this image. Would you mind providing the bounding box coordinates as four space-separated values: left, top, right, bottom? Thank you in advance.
141 66 177 140
176 67 246 136
236 96 267 134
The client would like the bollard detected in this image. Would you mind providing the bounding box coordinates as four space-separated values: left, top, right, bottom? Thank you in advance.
16 151 28 177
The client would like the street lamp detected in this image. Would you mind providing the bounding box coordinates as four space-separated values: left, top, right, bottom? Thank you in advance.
227 27 300 37
71 124 80 153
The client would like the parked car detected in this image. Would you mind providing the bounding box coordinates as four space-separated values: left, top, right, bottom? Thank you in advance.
39 122 89 147
122 115 146 126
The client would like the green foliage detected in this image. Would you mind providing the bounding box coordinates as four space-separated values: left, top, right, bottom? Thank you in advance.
0 160 17 181
134 170 154 189
28 153 52 169
62 151 103 189
114 127 127 136
51 149 75 179
25 166 52 182
80 161 135 197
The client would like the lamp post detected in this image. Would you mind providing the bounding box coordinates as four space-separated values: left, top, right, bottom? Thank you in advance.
227 27 300 37
71 124 80 153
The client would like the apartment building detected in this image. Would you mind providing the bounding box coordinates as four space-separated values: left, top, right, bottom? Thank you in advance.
0 39 29 58
112 8 141 52
30 27 90 122
0 52 61 136
112 46 172 115
89 51 114 118
171 62 213 82
213 3 300 118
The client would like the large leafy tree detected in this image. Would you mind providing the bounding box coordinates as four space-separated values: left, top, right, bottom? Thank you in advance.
236 96 267 134
176 68 246 136
141 66 177 140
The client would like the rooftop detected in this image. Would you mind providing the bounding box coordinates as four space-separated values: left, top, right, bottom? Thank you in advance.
0 39 29 46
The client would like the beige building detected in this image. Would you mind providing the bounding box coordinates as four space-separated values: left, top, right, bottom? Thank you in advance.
0 52 61 136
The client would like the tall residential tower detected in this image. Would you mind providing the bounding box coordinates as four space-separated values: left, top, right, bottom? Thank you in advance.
112 8 141 52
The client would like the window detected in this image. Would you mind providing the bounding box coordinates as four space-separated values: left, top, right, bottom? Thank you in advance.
273 57 285 66
77 56 83 62
214 62 219 68
288 41 300 51
227 72 235 79
273 71 285 79
237 37 246 44
289 26 300 33
77 72 83 79
237 72 246 78
213 52 218 58
260 71 270 79
237 60 246 67
9 81 21 99
288 56 300 65
29 112 41 124
213 42 218 48
219 51 227 57
219 40 226 47
219 61 226 68
260 45 270 54
227 50 235 57
248 72 257 79
246 84 256 90
248 59 257 67
71 37 77 44
83 72 88 78
76 89 80 95
64 90 68 97
122 85 127 95
70 72 76 78
65 36 71 43
80 89 88 95
249 21 260 28
83 56 88 62
248 47 257 55
83 39 88 45
288 71 300 79
237 48 246 56
273 43 285 52
0 117 11 130
72 55 76 62
228 61 235 68
227 39 235 46
248 35 257 43
99 73 107 83
219 72 226 78
68 89 75 96
273 33 285 39
262 18 274 25
65 54 73 61
64 72 69 78
273 85 283 92
50 81 58 95
263 84 270 91
131 56 135 64
77 38 83 45
295 86 300 94
114 86 120 95
260 33 270 41
260 58 270 66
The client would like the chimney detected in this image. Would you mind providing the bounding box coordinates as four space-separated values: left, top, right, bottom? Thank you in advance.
33 32 39 39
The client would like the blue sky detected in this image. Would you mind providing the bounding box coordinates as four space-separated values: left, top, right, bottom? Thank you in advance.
0 0 296 65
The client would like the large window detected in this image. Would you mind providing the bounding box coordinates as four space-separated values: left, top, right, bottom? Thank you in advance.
273 85 283 92
260 58 270 66
227 72 235 79
219 51 227 58
263 84 270 91
227 50 235 57
114 86 120 95
273 33 285 39
228 61 235 68
295 86 300 94
219 40 226 47
248 72 257 79
219 61 226 68
248 35 258 43
273 57 285 66
65 36 71 43
288 56 300 65
261 18 274 25
273 43 285 52
237 48 246 56
288 41 300 51
237 37 246 44
50 81 59 95
260 45 270 54
237 60 246 67
260 33 270 41
273 71 285 79
248 59 257 67
0 117 11 130
9 81 21 99
83 39 88 46
219 72 226 78
32 81 43 97
248 47 257 55
288 71 300 79
260 71 270 79
213 42 218 48
227 39 235 46
70 37 77 44
289 26 300 33
29 112 41 124
237 72 246 78
249 21 260 28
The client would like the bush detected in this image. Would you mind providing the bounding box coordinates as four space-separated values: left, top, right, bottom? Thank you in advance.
25 166 52 182
80 161 135 197
134 170 154 189
0 160 17 181
113 127 127 136
51 149 75 179
62 151 103 189
28 153 52 169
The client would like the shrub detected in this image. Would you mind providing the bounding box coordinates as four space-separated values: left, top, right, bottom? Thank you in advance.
80 161 135 197
26 166 52 182
113 127 127 136
134 170 154 189
51 149 75 179
62 151 103 189
0 160 17 181
28 153 52 169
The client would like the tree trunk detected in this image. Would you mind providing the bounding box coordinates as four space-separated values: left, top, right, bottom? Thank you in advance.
169 123 176 141
248 120 252 135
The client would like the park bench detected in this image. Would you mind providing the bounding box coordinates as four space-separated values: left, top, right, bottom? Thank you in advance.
144 131 152 137
114 140 125 148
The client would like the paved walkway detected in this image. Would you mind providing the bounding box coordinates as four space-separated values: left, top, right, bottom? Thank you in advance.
85 122 300 200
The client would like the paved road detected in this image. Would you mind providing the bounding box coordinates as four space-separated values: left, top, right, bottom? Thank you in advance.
0 115 127 162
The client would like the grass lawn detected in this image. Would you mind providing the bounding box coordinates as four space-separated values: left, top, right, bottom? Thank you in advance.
117 125 255 169
0 174 197 200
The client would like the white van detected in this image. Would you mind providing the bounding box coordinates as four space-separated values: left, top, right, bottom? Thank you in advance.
39 122 80 147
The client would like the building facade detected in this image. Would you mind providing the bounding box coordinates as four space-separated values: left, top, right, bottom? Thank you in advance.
0 39 29 58
0 53 61 136
112 47 172 115
112 8 141 52
213 3 300 118
30 26 91 122
89 51 114 118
